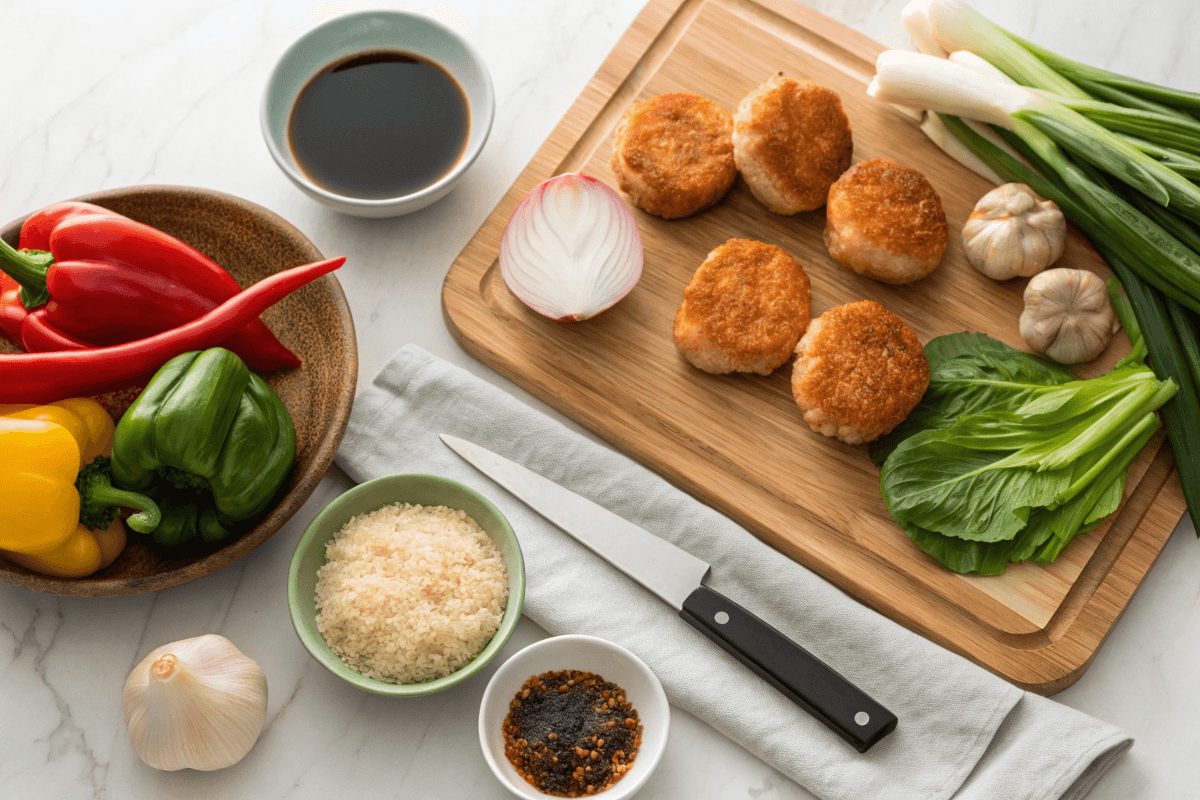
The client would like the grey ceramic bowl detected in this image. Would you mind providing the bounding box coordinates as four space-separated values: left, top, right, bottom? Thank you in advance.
261 10 494 217
288 473 525 696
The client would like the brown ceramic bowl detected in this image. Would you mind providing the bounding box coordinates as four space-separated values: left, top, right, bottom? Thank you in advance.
0 185 357 596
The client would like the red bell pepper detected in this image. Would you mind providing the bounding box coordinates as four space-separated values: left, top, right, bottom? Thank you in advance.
0 201 301 371
0 256 345 404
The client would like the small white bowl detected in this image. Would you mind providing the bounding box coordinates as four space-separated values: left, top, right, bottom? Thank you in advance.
479 635 670 799
261 10 494 218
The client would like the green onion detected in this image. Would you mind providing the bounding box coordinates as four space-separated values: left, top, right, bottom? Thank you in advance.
1122 188 1200 255
1167 301 1200 405
1107 278 1148 369
1007 124 1200 311
1011 31 1200 115
1119 136 1200 181
1108 263 1200 534
870 52 1171 205
915 0 1090 99
1074 78 1199 123
1048 95 1200 157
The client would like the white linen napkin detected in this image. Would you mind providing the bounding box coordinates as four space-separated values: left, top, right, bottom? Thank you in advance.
335 344 1131 800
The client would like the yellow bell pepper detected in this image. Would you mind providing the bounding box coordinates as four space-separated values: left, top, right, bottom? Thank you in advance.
0 399 158 578
1 519 127 578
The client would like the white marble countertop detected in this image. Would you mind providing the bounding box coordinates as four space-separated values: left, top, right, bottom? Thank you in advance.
2 1 1198 798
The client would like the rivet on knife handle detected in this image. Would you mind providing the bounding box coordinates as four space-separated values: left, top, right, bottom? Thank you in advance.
680 586 897 752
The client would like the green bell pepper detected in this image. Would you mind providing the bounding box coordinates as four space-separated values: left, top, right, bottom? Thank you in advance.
111 347 296 557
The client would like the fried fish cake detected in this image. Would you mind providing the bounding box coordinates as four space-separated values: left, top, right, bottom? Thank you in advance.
791 300 928 445
674 238 811 375
610 92 738 219
824 158 948 284
733 73 853 214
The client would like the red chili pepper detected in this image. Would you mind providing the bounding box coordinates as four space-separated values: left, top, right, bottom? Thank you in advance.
0 256 345 404
0 201 301 371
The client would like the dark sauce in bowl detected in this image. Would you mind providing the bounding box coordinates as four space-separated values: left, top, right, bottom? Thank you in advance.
288 50 470 200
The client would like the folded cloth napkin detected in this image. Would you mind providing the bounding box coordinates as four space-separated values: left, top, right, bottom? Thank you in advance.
336 345 1132 800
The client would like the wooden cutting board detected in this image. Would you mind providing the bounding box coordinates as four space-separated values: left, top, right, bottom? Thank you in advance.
442 0 1186 693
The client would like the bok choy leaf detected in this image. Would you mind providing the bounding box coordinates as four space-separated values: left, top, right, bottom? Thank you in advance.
871 333 1175 575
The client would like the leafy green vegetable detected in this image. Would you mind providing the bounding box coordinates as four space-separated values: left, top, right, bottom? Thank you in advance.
871 332 1176 576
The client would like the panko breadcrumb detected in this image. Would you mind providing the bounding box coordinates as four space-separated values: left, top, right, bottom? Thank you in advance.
610 92 738 219
733 73 853 214
824 158 948 284
791 300 929 445
674 238 811 375
314 502 508 685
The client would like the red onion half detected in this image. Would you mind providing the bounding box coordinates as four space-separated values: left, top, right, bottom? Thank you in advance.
499 173 643 321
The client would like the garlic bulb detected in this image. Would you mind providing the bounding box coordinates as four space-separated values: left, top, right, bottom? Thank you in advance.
123 634 267 771
963 183 1066 280
1020 268 1118 364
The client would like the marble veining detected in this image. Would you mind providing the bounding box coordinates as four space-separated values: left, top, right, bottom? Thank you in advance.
2 1 1198 798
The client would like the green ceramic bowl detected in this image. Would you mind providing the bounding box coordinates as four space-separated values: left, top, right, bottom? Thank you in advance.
287 473 525 696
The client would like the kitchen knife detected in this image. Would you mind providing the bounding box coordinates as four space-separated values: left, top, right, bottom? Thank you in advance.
440 434 897 752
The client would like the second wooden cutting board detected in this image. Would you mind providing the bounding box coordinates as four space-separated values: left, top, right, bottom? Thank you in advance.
441 0 1185 693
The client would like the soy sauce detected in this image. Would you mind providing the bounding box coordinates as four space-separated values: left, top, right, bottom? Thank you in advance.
288 50 470 200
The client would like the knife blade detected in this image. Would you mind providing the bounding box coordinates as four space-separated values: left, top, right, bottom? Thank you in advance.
440 433 897 752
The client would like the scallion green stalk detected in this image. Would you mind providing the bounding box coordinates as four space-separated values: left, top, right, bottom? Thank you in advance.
1108 260 1200 534
1044 94 1200 157
918 112 1003 183
983 121 1200 312
1119 136 1200 181
917 0 1090 99
1074 78 1198 124
1167 300 1200 406
1010 30 1200 115
1108 278 1149 369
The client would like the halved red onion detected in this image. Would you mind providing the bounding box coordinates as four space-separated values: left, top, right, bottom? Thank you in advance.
499 173 643 321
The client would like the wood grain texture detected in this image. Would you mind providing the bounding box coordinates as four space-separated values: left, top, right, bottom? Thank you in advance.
441 0 1187 693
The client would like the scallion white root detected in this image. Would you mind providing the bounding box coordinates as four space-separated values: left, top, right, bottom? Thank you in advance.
948 50 1016 85
918 0 1088 99
919 112 1003 183
871 51 1034 128
901 0 947 57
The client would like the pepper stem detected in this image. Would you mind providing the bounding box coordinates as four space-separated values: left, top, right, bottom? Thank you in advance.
76 456 162 534
0 236 52 309
87 483 163 534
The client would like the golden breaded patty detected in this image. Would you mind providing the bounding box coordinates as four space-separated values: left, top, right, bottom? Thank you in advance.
610 92 738 219
733 74 853 214
824 158 948 284
674 238 811 375
791 300 928 445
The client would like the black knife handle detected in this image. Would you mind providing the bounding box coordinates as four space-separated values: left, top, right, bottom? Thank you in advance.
680 585 897 752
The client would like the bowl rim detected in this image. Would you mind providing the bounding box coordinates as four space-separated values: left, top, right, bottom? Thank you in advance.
259 8 496 210
0 184 357 596
477 633 671 800
287 471 527 697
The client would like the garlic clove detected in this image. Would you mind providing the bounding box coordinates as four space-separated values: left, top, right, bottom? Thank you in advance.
124 634 268 771
963 183 1066 280
1019 268 1117 364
